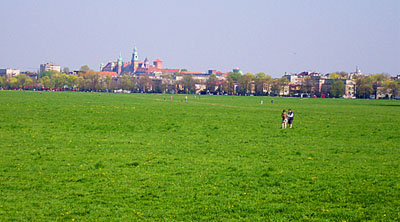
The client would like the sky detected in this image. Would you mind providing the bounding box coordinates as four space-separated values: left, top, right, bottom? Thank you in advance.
1 0 399 77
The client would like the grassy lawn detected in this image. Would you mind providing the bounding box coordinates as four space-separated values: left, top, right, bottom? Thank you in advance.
0 91 399 221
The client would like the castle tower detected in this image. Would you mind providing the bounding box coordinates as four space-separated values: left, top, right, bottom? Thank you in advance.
131 46 139 73
144 57 149 68
153 59 163 69
117 53 123 75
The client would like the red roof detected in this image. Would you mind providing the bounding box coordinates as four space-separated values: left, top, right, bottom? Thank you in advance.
216 71 229 76
136 67 159 73
154 59 162 62
136 67 181 74
180 71 204 75
160 69 180 73
82 71 118 77
123 62 131 68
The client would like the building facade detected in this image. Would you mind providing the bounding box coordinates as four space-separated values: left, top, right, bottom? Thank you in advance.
40 63 61 74
0 68 20 78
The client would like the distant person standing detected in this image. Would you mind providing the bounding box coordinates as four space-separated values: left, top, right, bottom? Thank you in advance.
185 95 188 103
170 95 173 101
281 109 288 129
288 109 294 128
271 99 274 104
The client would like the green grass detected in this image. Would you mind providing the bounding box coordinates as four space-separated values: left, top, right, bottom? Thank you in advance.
0 91 399 221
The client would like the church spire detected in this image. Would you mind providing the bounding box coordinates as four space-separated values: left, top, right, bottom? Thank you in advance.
117 52 123 66
132 46 138 61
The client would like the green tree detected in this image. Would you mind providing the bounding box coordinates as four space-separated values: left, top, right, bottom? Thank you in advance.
206 74 218 93
182 75 196 94
85 73 101 90
80 65 91 72
40 76 53 89
330 71 348 79
63 67 70 74
9 77 18 89
382 80 398 99
40 70 58 79
51 73 67 88
0 76 6 89
25 78 34 89
301 76 311 94
238 73 254 95
66 75 78 90
371 74 389 84
139 76 153 92
16 74 29 88
329 80 345 97
222 76 235 94
356 76 374 98
228 72 242 82
254 72 272 96
76 76 85 90
120 75 135 91
271 77 289 96
277 77 289 96
104 75 114 91
329 73 342 79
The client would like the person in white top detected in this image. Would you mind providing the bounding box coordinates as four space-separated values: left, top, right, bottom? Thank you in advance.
288 109 294 128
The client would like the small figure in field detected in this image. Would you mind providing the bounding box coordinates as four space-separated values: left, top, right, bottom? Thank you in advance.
271 99 274 104
281 109 288 129
288 109 294 128
185 95 188 103
261 100 263 104
170 95 173 101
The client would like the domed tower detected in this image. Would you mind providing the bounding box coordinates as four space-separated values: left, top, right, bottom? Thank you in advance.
131 46 139 73
117 53 123 75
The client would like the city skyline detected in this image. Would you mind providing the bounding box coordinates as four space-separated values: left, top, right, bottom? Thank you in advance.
1 0 399 77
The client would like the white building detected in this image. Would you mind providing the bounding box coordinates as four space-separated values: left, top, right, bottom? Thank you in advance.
0 68 20 78
40 63 61 74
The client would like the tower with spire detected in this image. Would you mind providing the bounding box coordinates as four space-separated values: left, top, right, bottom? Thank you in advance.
117 53 123 74
131 46 139 73
356 65 361 74
100 45 163 75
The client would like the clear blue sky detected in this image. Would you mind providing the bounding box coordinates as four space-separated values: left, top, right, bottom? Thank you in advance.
1 0 399 77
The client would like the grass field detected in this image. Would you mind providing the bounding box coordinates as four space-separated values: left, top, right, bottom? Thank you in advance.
0 91 399 221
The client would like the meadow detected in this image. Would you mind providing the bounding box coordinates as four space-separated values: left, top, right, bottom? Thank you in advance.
0 91 399 221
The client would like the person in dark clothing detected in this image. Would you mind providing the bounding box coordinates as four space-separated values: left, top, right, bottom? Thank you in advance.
288 109 294 128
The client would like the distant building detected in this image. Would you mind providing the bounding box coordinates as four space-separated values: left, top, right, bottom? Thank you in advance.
21 71 38 80
232 67 243 74
349 66 363 79
101 46 164 75
40 63 61 74
0 68 20 78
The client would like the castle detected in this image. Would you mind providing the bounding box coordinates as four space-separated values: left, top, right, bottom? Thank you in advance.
100 46 163 75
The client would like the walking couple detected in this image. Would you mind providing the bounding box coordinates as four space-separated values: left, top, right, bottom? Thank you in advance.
281 109 294 129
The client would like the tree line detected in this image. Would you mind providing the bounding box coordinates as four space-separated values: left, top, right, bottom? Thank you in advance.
0 70 289 95
0 69 399 98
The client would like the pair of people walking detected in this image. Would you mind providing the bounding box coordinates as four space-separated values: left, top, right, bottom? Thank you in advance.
281 109 294 129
